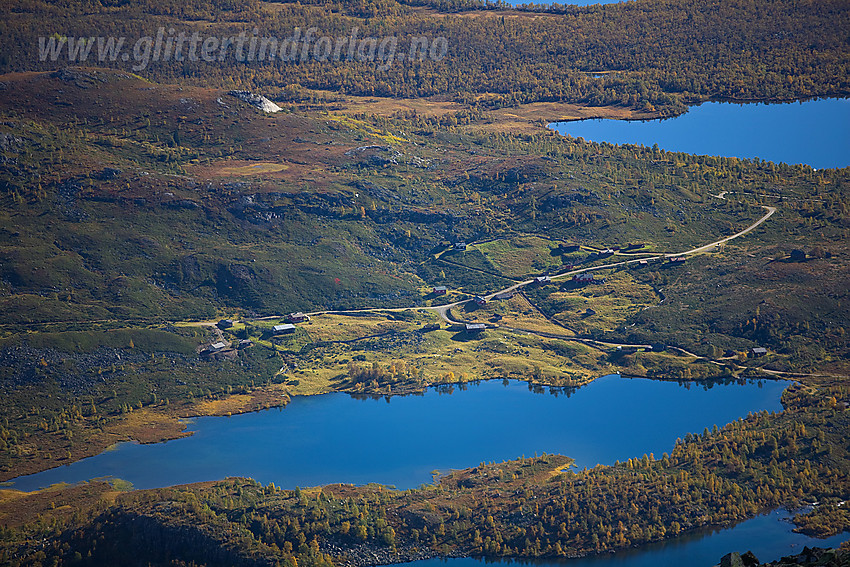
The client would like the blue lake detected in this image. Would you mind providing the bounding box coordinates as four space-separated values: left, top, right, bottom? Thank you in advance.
550 98 850 169
7 376 845 566
405 510 849 567
8 376 785 492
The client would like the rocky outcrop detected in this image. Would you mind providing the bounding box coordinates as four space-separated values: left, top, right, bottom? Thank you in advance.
65 507 278 566
715 547 848 567
0 344 193 395
228 90 282 113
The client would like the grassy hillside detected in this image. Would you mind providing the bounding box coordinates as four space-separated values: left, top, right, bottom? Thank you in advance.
0 0 847 561
2 70 846 325
0 68 848 483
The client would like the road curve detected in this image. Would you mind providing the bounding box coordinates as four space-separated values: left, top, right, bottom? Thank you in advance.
249 206 778 332
190 206 849 379
680 206 776 256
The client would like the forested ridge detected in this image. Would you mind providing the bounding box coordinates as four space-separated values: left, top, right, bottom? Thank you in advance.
1 0 848 113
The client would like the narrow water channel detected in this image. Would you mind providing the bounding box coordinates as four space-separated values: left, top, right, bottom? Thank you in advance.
403 510 849 567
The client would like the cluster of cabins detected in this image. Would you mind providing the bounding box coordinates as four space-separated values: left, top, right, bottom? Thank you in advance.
428 245 690 338
572 273 605 285
204 338 253 354
439 240 470 251
203 341 230 354
203 319 254 355
203 312 310 355
426 240 694 344
273 312 310 334
634 256 686 267
432 272 607 306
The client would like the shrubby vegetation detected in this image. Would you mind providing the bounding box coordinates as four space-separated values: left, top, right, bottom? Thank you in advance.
0 67 848 482
346 359 425 390
1 0 848 113
0 325 287 479
0 2 848 558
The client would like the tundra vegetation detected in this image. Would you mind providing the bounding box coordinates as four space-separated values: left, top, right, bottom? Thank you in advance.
0 0 849 563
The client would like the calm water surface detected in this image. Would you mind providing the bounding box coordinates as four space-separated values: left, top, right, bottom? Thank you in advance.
8 376 784 491
405 510 849 567
7 376 843 565
550 99 850 169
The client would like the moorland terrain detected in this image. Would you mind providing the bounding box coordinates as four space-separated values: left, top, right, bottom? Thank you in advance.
0 0 849 564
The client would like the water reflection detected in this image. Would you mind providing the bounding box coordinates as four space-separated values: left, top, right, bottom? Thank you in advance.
8 376 786 492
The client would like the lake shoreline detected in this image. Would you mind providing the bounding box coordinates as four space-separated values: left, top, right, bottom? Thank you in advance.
3 369 764 484
2 374 575 483
2 476 846 567
549 94 850 125
4 376 786 493
3 371 791 485
548 97 850 169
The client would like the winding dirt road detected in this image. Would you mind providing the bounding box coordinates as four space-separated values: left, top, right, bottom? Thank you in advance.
243 206 778 348
204 205 850 379
427 205 777 324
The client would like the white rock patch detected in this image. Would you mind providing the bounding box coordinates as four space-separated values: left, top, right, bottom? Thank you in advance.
228 90 282 113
